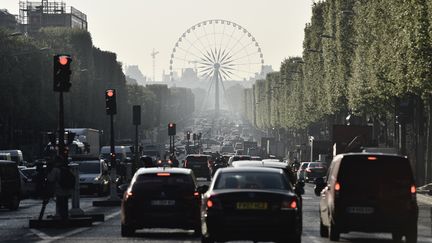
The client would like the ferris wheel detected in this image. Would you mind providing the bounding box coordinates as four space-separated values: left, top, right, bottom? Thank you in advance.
169 19 265 113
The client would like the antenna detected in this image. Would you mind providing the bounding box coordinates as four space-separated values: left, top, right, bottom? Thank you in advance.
151 49 159 81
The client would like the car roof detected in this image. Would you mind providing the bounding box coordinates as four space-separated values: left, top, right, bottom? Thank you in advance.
135 167 192 175
217 166 284 174
186 154 211 157
232 160 288 169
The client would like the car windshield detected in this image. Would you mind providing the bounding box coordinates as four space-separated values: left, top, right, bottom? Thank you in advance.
214 171 290 191
309 162 324 168
78 162 100 174
300 163 309 169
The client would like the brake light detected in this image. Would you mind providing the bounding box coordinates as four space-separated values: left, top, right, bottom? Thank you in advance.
368 156 377 161
305 168 312 173
410 185 416 194
184 160 188 167
335 182 341 191
157 172 170 176
194 191 200 197
281 199 297 210
207 199 214 208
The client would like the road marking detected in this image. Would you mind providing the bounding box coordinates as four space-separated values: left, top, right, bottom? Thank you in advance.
31 210 120 243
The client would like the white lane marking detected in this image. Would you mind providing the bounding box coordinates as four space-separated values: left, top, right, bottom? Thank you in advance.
31 210 120 243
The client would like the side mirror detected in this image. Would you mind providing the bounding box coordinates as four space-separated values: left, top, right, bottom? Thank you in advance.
197 185 209 194
314 177 326 196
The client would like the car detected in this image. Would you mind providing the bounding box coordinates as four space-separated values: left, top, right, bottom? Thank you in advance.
183 154 212 180
0 150 25 166
303 162 327 182
201 167 302 243
0 160 21 210
74 158 110 196
315 153 418 242
18 166 38 198
227 155 251 166
121 167 203 237
297 162 310 181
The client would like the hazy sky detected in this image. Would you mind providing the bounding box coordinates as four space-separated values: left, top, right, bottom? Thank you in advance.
2 0 313 80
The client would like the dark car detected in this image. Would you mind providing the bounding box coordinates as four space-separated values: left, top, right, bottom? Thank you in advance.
315 153 418 242
0 160 21 210
201 167 302 243
121 167 202 236
183 154 211 180
304 162 327 182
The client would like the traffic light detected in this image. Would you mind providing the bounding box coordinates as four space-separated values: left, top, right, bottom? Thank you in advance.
168 123 176 136
53 54 72 92
186 131 191 140
105 89 117 115
193 133 197 141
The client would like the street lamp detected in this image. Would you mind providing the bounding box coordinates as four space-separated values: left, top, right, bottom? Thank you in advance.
309 136 315 162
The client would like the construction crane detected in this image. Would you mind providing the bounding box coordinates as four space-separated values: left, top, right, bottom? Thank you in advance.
151 49 159 81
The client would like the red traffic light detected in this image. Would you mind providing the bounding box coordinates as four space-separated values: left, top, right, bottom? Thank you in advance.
107 90 114 97
169 123 174 128
58 56 69 65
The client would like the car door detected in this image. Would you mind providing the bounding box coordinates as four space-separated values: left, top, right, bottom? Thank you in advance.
320 159 337 226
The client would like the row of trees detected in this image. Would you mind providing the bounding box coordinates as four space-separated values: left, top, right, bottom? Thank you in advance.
0 27 194 159
242 0 432 185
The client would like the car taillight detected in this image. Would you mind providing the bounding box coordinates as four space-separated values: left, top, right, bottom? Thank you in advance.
305 168 311 173
335 182 341 191
410 185 416 194
184 160 188 167
157 172 170 176
194 191 200 197
281 199 297 210
206 197 221 209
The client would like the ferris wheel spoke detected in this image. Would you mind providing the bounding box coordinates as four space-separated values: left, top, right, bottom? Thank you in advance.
229 40 256 60
226 51 260 64
225 31 248 57
220 69 232 80
223 67 256 75
176 46 209 64
228 62 263 66
182 37 215 64
219 23 227 52
191 28 210 53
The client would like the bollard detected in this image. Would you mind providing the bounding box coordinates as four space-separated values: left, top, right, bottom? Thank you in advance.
69 163 84 216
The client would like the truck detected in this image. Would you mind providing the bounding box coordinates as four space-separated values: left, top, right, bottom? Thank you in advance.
66 128 101 157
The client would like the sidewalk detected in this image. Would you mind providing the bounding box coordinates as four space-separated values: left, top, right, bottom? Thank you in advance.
418 193 432 205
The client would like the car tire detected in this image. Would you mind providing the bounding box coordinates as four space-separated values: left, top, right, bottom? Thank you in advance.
405 224 417 243
121 224 135 237
8 195 20 211
329 221 340 241
320 216 329 237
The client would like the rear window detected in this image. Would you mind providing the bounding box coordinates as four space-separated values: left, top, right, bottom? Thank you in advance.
232 156 251 161
338 156 413 189
135 173 194 191
214 171 291 191
309 162 325 168
187 156 208 163
78 162 101 174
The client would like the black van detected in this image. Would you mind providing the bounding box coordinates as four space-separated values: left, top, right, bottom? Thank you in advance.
315 153 418 242
0 160 21 210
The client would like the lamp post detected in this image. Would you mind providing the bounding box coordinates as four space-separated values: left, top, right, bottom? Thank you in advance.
309 136 315 162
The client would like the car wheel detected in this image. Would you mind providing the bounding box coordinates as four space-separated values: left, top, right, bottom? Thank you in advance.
121 224 135 237
320 216 329 237
329 221 340 241
405 224 417 243
8 195 20 211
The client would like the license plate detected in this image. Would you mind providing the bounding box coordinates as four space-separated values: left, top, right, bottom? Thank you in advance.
346 207 374 214
151 200 176 206
236 202 268 210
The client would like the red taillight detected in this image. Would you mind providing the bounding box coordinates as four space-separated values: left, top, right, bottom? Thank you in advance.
157 172 170 176
184 160 188 167
368 156 377 161
411 185 416 194
194 191 200 197
335 182 341 191
207 199 214 208
281 199 297 210
305 168 311 173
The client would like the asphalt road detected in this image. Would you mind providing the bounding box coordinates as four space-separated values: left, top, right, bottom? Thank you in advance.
1 183 431 243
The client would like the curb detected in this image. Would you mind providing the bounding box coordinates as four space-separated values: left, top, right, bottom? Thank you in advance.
417 194 432 205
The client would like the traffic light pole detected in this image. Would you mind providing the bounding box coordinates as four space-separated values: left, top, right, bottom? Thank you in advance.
56 91 68 220
108 114 120 201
